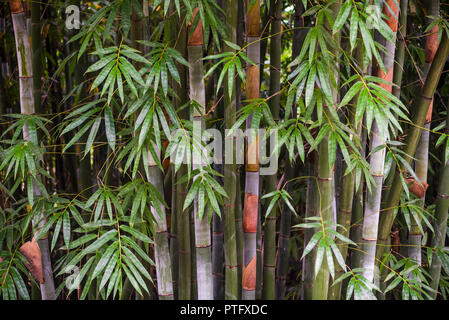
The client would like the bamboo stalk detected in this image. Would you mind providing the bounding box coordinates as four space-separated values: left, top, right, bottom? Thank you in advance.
255 194 263 300
149 160 174 300
190 210 197 300
165 3 178 299
359 0 399 299
275 1 304 300
311 2 340 300
312 140 333 300
242 0 260 300
170 168 179 298
350 128 367 270
329 44 366 300
262 0 281 300
376 32 449 282
188 11 213 299
383 0 409 192
408 0 439 266
235 167 244 298
392 0 409 101
0 8 6 116
429 106 449 298
30 0 41 115
234 1 245 299
9 0 56 300
212 209 224 299
173 13 191 300
223 0 239 300
301 155 318 300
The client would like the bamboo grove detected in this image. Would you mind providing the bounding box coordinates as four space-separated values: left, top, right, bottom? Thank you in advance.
1 0 449 301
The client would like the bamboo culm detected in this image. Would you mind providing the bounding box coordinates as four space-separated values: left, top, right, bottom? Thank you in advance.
242 0 260 300
262 0 281 301
360 0 399 299
376 32 449 278
9 0 56 300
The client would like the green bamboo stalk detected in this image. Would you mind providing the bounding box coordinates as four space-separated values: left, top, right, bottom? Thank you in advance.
359 0 399 299
408 0 439 266
210 3 224 301
310 144 333 301
262 0 281 300
312 142 333 300
9 0 56 300
429 107 449 298
223 0 239 301
235 167 244 299
329 44 367 301
376 31 449 283
311 2 340 300
350 128 367 270
242 0 260 300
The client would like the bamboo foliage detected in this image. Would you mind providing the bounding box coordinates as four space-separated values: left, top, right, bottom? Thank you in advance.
1 0 449 301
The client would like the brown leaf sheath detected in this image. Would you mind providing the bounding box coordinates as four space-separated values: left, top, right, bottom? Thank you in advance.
9 0 23 14
243 193 258 233
405 177 429 199
20 238 44 283
187 8 203 46
242 256 256 290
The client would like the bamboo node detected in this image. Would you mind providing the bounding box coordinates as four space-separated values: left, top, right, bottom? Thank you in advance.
195 244 212 248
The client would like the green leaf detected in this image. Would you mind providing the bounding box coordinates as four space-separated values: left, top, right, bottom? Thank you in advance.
99 251 119 290
333 2 351 34
302 231 322 259
314 238 326 277
84 229 118 253
121 0 131 37
63 211 71 247
86 54 116 73
104 106 116 151
92 241 119 280
120 225 153 243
